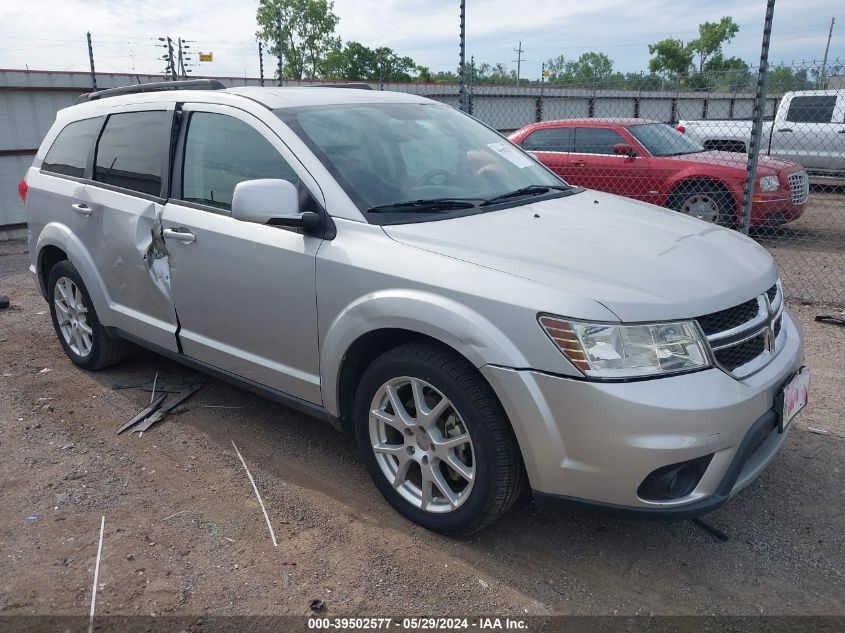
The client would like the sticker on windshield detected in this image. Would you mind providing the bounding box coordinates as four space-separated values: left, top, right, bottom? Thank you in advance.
487 141 535 168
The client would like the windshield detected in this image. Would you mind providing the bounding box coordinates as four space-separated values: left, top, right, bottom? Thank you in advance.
275 103 569 221
627 123 705 157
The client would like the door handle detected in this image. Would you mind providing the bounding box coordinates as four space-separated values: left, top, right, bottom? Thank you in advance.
838 129 845 134
777 128 793 132
71 203 92 216
569 160 586 166
163 228 196 243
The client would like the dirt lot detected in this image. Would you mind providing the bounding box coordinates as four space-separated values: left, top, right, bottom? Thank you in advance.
1 239 844 619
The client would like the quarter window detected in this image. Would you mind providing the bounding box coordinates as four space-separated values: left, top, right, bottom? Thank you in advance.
786 96 836 123
94 111 169 196
571 128 627 154
522 128 572 152
181 112 298 211
42 117 102 178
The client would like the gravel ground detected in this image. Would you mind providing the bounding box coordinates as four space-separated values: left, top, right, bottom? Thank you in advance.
0 239 843 618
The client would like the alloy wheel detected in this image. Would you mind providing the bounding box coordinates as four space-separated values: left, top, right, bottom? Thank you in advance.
369 376 475 513
53 276 93 357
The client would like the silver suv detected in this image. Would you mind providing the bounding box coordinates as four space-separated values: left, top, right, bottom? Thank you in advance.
22 81 808 534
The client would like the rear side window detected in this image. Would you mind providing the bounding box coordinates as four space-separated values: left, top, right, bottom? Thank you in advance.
181 112 299 211
522 128 572 152
42 117 102 178
94 111 169 196
786 96 836 123
571 128 627 154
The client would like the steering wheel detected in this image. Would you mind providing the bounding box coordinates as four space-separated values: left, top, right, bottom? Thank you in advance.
418 169 453 187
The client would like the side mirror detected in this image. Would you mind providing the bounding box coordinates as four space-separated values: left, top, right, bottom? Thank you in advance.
613 143 636 157
231 179 320 229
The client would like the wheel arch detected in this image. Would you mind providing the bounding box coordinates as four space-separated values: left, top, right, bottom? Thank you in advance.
35 223 113 324
667 176 740 215
322 290 531 433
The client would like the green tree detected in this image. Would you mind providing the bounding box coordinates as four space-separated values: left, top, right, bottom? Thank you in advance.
256 0 340 80
648 38 694 78
565 52 615 84
323 42 417 81
689 17 739 72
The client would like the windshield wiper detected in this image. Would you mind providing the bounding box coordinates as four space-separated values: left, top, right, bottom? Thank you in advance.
367 198 481 214
480 184 572 206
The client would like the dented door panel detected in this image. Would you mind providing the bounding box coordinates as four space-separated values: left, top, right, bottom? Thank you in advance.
83 184 179 351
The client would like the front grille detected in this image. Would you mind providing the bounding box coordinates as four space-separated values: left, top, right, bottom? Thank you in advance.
697 280 784 379
766 283 777 303
696 298 760 336
788 171 809 204
714 333 766 371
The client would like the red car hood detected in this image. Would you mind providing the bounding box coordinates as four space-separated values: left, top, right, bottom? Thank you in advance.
662 150 799 175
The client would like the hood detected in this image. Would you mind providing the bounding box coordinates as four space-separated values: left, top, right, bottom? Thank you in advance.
664 150 798 175
383 190 777 322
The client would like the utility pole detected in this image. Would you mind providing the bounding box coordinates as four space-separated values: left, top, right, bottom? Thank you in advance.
276 14 284 86
86 32 97 90
820 17 835 88
458 0 468 112
513 41 523 85
259 42 265 86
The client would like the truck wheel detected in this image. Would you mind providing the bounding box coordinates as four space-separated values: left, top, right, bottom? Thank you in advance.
47 260 128 370
670 182 735 226
354 342 524 534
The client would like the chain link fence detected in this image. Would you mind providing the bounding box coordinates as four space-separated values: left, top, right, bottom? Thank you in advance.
396 60 845 306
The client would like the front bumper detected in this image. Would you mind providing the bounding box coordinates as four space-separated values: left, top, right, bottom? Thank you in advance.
481 308 805 514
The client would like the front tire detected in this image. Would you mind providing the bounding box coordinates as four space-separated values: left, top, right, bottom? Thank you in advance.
669 181 735 226
47 260 128 370
354 342 524 534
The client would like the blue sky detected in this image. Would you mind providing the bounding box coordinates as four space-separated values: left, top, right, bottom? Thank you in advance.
0 0 840 79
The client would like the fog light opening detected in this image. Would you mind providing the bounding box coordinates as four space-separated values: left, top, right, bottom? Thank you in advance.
637 454 714 502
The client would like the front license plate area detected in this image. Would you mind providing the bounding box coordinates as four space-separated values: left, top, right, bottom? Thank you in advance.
779 367 810 432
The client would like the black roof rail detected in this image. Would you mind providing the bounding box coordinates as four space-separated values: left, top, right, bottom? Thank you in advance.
76 79 227 104
304 82 373 90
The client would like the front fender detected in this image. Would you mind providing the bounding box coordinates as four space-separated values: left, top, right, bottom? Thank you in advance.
319 289 532 417
36 222 114 326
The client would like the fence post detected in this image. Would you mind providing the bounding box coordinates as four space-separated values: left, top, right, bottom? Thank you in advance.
740 0 776 235
458 0 469 112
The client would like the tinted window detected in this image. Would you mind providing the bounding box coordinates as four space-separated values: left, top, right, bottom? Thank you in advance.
94 111 168 196
522 128 573 152
786 96 836 123
181 112 298 211
42 117 102 178
571 128 627 154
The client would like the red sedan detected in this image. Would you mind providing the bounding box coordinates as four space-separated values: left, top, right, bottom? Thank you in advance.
508 118 808 227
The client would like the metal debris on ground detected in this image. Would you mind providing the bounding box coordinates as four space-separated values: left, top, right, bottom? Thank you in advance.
690 517 730 542
807 426 830 435
116 394 166 435
112 377 198 393
115 381 204 435
815 315 845 327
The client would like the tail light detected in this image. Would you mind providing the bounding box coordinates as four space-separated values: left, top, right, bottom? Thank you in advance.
676 125 686 134
18 179 28 202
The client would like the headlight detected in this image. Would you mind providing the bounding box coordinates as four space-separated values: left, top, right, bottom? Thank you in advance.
539 316 711 379
759 175 780 192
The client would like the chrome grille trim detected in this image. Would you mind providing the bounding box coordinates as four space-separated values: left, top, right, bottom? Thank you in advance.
788 171 809 205
697 281 785 379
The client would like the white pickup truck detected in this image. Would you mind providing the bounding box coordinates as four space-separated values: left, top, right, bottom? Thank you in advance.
679 90 845 185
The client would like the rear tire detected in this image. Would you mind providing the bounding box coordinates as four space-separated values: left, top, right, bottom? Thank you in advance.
47 260 128 370
354 342 524 535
